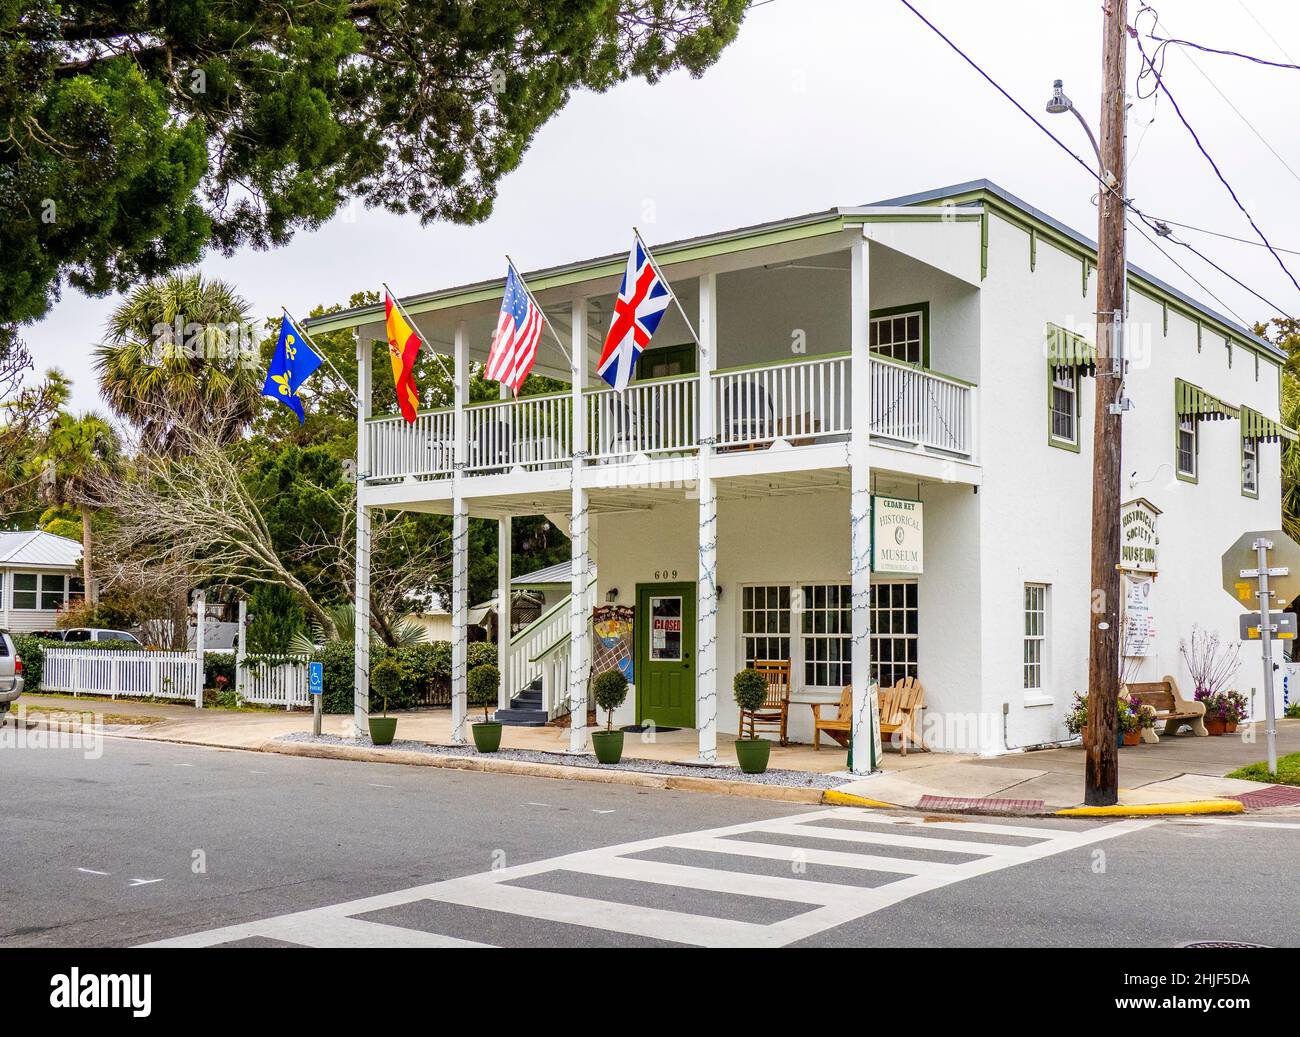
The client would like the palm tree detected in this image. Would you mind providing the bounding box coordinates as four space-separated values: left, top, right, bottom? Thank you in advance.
97 273 261 453
32 412 121 603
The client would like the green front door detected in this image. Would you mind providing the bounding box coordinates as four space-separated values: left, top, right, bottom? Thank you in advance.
635 582 696 729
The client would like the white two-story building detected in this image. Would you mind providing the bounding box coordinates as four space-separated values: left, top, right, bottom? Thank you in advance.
307 180 1292 770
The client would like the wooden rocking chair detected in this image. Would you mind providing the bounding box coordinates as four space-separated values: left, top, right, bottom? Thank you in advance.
744 660 791 745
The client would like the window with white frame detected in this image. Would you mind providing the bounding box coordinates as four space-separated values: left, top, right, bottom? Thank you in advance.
1050 366 1078 445
1242 436 1258 497
1177 416 1198 479
741 585 791 667
801 583 852 688
870 309 925 365
1024 584 1047 690
40 573 67 611
870 581 919 688
12 573 38 610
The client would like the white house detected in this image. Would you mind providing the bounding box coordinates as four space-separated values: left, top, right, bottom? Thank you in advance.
305 180 1291 770
0 530 85 633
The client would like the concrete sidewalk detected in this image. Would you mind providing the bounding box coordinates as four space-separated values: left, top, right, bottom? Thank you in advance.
15 694 1298 813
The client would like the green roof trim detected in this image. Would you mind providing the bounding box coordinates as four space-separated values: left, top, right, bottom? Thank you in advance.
1175 377 1239 421
1241 405 1298 443
1045 323 1096 370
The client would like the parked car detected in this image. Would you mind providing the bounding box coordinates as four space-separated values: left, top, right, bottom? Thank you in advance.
60 628 142 646
0 629 23 718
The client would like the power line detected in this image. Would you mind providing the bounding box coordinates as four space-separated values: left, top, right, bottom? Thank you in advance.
1143 215 1300 258
897 0 1295 319
1132 4 1300 294
1238 0 1299 64
1127 216 1248 325
1147 33 1300 71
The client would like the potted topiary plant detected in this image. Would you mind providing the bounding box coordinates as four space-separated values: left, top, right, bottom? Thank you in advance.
467 664 502 752
369 658 402 745
733 668 772 774
591 668 629 764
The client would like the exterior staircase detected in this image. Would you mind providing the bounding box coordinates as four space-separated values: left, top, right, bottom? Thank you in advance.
493 574 597 727
494 677 548 727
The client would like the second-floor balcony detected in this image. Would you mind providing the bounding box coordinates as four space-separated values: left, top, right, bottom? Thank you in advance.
364 351 976 485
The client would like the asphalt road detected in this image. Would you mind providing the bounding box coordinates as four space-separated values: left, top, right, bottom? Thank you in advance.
2 734 1297 948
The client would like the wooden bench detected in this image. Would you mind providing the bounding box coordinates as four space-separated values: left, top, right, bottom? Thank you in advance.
1123 675 1207 743
813 678 927 754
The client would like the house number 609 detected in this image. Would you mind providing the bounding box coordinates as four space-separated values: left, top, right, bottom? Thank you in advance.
654 569 678 580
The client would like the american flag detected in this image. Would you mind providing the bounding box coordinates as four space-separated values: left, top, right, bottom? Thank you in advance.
485 265 544 394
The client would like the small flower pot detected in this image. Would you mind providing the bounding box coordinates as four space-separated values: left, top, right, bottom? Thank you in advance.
1226 721 1239 734
368 716 397 745
734 737 771 774
591 729 624 765
472 721 503 753
1122 731 1141 747
1205 718 1228 736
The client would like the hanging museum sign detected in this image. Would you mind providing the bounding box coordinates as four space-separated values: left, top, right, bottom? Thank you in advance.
1123 575 1155 658
872 496 924 575
1119 497 1161 574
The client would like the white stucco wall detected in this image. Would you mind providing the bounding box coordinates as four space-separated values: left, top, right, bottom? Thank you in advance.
976 212 1283 754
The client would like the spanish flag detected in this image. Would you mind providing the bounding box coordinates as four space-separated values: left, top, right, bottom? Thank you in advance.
384 292 422 423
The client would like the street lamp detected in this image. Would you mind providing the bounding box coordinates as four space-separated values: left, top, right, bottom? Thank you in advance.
1046 79 1105 180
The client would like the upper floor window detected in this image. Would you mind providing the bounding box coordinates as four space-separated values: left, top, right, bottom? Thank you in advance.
870 305 927 366
1242 436 1259 498
1049 366 1078 447
1176 416 1198 481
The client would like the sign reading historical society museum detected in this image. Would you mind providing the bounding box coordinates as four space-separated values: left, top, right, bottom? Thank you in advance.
1119 497 1161 574
872 496 923 574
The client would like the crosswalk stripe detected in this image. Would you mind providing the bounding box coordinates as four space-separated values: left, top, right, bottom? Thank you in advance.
143 810 1159 948
428 877 769 947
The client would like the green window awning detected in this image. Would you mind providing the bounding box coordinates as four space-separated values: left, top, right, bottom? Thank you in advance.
1241 405 1298 443
1045 323 1096 372
1175 378 1239 421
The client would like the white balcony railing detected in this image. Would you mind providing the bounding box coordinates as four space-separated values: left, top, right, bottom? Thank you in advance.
364 354 974 482
587 373 698 461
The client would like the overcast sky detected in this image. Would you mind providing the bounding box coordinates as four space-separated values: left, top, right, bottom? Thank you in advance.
25 0 1300 413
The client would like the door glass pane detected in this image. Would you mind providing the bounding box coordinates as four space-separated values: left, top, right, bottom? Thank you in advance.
649 596 683 661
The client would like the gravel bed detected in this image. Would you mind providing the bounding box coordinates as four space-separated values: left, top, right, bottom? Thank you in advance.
277 731 850 789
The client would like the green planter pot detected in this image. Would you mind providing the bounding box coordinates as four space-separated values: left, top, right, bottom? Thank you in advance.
734 737 771 774
591 729 624 765
368 717 397 746
472 721 503 753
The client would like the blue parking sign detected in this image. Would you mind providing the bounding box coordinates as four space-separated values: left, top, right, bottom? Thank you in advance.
309 661 324 696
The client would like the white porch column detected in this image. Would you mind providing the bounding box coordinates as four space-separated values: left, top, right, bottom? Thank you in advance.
849 234 876 774
353 328 372 739
696 271 719 763
569 296 591 752
497 515 511 710
450 319 469 744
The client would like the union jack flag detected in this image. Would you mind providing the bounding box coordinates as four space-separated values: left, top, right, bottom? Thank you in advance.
485 265 544 394
597 239 672 392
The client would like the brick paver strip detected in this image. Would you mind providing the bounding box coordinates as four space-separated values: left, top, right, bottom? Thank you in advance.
1229 784 1300 809
917 795 1046 814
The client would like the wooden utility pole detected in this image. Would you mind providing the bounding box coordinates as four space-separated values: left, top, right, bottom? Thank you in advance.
1085 0 1128 805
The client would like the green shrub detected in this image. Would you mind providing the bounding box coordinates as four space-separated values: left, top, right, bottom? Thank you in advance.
466 642 497 671
204 652 236 691
733 668 768 712
467 664 500 723
247 583 306 654
315 640 356 714
592 668 628 730
370 658 403 716
12 635 63 691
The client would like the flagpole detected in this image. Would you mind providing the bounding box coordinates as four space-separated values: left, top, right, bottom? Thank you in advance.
381 282 455 385
282 307 358 403
505 256 575 373
633 227 703 352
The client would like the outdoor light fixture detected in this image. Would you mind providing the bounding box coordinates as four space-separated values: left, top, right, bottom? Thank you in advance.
1045 79 1071 115
605 588 619 603
1045 78 1102 168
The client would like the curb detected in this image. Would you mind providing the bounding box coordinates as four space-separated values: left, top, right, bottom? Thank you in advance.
261 740 828 805
821 789 900 810
1054 799 1244 817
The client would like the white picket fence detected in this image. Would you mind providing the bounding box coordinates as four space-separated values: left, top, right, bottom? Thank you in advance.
235 654 311 709
42 647 203 704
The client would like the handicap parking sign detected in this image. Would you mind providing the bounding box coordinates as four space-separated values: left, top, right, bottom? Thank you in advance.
309 661 324 696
